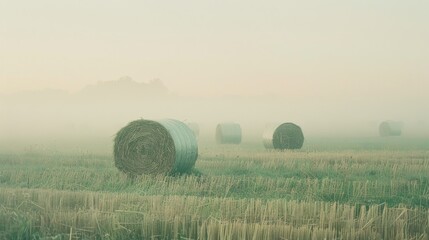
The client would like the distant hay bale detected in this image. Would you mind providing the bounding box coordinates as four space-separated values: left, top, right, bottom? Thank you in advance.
379 121 403 137
263 123 304 150
114 119 198 175
216 123 242 144
186 122 200 139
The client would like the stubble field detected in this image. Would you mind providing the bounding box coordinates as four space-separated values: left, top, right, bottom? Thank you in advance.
0 138 428 239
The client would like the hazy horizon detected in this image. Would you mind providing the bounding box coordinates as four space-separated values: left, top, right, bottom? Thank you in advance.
1 1 428 153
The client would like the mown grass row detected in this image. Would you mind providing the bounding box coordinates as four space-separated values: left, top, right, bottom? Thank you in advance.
0 150 428 206
0 187 428 240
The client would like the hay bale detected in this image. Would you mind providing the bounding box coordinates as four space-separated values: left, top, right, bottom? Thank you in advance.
379 121 403 137
263 122 304 150
216 123 242 144
114 119 198 175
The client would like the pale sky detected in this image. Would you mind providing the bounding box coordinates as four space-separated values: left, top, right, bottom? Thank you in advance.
0 0 428 98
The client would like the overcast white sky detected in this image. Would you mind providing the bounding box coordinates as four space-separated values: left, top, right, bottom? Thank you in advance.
0 0 428 99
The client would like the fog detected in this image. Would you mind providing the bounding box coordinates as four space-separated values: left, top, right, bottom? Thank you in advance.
0 76 428 154
0 1 428 153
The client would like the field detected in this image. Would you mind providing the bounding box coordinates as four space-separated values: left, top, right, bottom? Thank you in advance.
1 138 429 239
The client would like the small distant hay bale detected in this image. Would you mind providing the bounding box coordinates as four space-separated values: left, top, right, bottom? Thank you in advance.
186 122 200 139
263 123 304 150
114 119 198 175
379 121 403 137
216 123 242 144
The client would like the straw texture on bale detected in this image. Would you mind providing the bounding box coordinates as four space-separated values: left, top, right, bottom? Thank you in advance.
379 121 402 137
263 123 304 150
216 123 242 144
114 119 198 175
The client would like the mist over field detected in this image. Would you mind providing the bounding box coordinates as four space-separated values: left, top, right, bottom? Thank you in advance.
0 76 428 154
1 1 428 153
1 2 429 239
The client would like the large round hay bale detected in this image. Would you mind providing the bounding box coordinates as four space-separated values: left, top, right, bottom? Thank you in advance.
263 122 304 150
114 119 198 175
216 123 242 144
379 121 402 137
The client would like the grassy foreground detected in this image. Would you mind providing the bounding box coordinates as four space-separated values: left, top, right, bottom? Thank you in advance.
0 140 428 239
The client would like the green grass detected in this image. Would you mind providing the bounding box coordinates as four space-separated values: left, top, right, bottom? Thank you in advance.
0 137 428 239
1 147 428 205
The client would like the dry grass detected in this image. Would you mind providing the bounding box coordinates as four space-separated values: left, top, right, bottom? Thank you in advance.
0 147 428 239
0 187 427 239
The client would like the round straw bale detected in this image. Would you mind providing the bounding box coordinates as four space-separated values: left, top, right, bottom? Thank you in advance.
379 121 402 137
263 122 304 150
216 123 242 144
114 119 198 175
